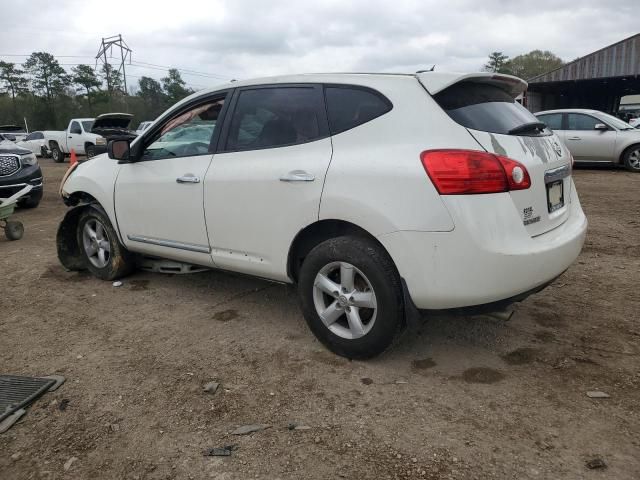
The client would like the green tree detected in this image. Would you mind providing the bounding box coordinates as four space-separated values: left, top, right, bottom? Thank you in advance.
162 69 192 104
138 76 166 114
24 52 69 125
0 61 29 120
483 52 509 73
100 63 124 96
72 64 102 114
504 50 564 80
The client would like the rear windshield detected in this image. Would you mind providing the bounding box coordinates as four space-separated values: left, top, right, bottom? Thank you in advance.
434 82 550 136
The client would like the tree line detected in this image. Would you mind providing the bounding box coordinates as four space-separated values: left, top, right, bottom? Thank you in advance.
483 50 564 80
0 52 198 131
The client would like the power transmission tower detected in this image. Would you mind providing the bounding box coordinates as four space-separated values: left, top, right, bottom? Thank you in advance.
95 34 132 99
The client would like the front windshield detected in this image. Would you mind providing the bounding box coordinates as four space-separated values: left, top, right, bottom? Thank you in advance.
82 121 94 132
599 112 634 130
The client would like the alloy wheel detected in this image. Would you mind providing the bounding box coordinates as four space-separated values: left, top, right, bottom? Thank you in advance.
312 261 377 340
82 219 111 268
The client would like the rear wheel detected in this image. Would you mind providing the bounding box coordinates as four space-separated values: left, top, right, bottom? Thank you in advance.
51 144 64 163
77 206 135 280
623 145 640 172
298 236 404 359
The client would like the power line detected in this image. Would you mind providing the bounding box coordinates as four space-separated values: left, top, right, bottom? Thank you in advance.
0 52 231 80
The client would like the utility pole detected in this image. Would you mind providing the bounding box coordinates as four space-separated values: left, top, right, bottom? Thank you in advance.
95 34 132 105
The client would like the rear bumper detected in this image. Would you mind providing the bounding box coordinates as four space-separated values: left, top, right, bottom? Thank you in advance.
378 182 587 309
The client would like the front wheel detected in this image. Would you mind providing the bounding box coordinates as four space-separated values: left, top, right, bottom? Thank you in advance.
298 236 404 359
623 146 640 172
77 206 135 280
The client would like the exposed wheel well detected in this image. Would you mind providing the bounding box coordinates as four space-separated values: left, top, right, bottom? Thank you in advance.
287 219 393 282
64 191 98 207
620 143 640 164
84 141 94 149
48 140 59 150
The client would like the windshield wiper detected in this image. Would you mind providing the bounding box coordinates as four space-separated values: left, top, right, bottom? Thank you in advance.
508 122 547 135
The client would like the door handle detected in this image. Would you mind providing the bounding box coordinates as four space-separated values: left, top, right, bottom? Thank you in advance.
567 136 581 140
176 174 201 184
279 170 315 182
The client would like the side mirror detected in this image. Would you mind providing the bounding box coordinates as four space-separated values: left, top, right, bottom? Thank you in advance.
108 139 131 161
594 123 608 131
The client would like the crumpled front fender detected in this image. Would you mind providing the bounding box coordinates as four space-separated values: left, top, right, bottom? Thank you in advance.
56 205 88 271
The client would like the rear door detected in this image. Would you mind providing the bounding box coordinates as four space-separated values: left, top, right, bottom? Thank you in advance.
421 74 573 237
565 113 616 161
204 84 332 281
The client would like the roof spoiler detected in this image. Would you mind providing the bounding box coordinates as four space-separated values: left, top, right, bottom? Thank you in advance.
416 72 528 98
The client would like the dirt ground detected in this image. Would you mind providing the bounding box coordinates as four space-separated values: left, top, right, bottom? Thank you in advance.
1 159 639 480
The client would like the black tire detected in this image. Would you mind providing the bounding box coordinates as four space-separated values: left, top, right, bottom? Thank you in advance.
5 221 24 241
622 145 640 172
85 143 95 158
76 205 135 280
18 196 41 209
51 144 64 163
298 235 404 359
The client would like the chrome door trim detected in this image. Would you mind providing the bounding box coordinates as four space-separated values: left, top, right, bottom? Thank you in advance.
544 164 571 184
128 234 211 253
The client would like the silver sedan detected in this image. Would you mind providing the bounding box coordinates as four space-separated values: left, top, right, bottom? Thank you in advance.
535 108 640 172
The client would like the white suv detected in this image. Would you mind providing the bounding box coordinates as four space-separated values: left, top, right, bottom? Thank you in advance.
58 72 587 359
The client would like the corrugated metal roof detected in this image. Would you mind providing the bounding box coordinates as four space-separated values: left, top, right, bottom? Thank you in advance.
529 34 640 83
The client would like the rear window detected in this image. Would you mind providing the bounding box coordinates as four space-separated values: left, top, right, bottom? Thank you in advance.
434 82 549 136
324 86 392 135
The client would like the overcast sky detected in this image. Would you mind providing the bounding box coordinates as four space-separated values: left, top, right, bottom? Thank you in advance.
1 0 638 91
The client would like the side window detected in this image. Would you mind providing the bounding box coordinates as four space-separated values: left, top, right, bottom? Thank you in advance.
537 113 563 130
26 132 36 141
142 97 225 160
225 87 324 151
35 132 44 140
70 121 82 134
324 86 392 135
567 114 600 131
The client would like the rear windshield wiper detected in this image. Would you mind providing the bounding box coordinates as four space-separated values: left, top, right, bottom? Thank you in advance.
508 122 547 135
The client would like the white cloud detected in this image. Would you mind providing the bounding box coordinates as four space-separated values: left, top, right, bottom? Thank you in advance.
2 0 638 89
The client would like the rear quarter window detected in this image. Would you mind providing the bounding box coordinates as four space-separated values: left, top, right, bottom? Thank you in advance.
434 82 549 136
324 86 392 135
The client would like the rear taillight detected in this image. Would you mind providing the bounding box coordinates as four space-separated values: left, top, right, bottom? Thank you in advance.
420 149 531 195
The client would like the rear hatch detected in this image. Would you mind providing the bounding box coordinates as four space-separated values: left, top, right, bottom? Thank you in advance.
418 73 572 237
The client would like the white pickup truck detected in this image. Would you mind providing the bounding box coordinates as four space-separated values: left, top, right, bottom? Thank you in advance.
45 114 133 162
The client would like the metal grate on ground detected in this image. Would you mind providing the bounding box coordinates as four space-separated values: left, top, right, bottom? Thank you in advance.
0 375 56 423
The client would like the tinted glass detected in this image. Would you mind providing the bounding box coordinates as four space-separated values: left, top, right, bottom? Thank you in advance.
435 82 549 136
226 87 322 151
143 99 224 160
537 113 563 130
70 121 82 134
26 132 37 141
324 87 391 135
567 114 599 131
35 132 44 139
81 121 93 132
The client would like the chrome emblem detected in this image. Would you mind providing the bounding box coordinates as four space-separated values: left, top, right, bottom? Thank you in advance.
552 141 563 157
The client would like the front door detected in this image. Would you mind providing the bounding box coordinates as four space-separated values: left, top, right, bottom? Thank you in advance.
565 113 617 161
115 94 229 266
205 85 332 281
68 121 86 153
